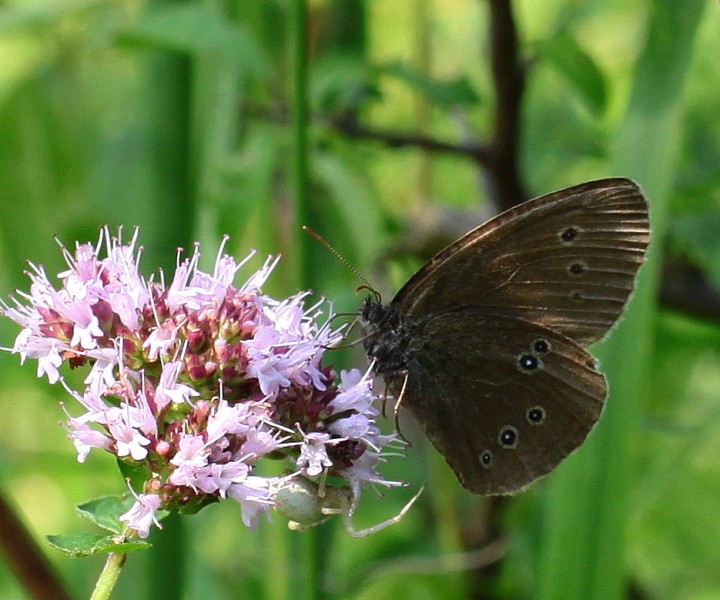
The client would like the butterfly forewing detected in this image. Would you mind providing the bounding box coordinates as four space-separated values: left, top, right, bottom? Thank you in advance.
394 178 649 346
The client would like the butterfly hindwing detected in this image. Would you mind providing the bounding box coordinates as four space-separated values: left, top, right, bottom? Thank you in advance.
387 310 606 495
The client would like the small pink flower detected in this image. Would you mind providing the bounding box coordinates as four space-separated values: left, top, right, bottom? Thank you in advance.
297 432 335 477
227 476 274 529
154 361 199 409
106 405 152 461
67 421 112 463
119 492 162 539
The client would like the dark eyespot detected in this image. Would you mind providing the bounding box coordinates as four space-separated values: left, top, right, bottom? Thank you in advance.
533 339 550 353
571 291 583 301
527 406 546 424
518 354 540 371
499 426 518 448
560 226 579 242
480 450 493 467
568 262 586 275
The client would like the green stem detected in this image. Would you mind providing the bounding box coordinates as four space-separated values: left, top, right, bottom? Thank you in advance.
90 552 126 600
291 0 312 291
289 2 327 599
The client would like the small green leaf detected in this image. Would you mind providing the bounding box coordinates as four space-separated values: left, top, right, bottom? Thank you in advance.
116 5 266 76
379 62 480 108
535 32 608 116
76 494 136 533
311 54 379 113
116 457 151 492
46 533 151 558
313 151 384 265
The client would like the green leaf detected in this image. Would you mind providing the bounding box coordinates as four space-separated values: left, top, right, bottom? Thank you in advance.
535 31 607 116
116 5 266 76
116 457 152 493
76 494 136 534
311 53 380 113
313 150 384 266
46 533 151 558
379 62 480 108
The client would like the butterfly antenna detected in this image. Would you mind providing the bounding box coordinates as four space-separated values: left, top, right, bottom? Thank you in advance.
302 226 374 290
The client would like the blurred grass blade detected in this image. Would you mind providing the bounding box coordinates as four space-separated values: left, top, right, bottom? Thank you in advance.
538 2 706 599
534 31 607 116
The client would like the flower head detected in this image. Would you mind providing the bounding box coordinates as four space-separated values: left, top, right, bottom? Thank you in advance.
1 228 406 538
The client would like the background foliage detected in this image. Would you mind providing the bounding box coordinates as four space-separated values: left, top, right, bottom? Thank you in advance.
0 1 719 599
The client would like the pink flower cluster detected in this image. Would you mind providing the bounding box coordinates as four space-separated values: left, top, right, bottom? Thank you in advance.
1 229 403 537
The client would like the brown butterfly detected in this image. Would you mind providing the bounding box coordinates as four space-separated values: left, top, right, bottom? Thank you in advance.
360 178 650 495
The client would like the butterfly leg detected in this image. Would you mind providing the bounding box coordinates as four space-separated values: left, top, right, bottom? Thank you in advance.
334 485 424 538
392 372 411 444
277 477 422 537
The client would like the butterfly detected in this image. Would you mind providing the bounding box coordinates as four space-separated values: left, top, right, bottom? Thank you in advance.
360 178 650 495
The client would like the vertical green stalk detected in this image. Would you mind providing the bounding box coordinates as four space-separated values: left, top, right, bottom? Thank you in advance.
291 0 312 291
287 3 328 600
537 2 706 599
142 0 196 268
148 513 186 600
90 553 126 600
142 0 195 595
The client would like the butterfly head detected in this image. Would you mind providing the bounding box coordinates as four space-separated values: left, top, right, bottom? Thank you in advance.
359 294 413 377
358 291 387 326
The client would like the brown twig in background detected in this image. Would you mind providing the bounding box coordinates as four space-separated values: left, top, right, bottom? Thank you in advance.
330 115 494 164
0 488 70 600
486 0 528 210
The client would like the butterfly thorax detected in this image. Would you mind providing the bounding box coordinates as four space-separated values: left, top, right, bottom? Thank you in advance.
359 296 417 377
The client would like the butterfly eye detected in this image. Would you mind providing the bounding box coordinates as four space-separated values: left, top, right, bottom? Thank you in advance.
479 450 493 468
559 226 580 242
527 406 546 424
498 426 519 448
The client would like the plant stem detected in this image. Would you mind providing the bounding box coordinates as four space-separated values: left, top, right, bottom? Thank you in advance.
90 552 126 600
291 0 312 292
289 2 327 599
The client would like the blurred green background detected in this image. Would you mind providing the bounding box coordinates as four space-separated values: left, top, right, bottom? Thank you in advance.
0 0 719 598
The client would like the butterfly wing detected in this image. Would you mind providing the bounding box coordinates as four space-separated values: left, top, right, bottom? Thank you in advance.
388 309 606 495
393 178 649 347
